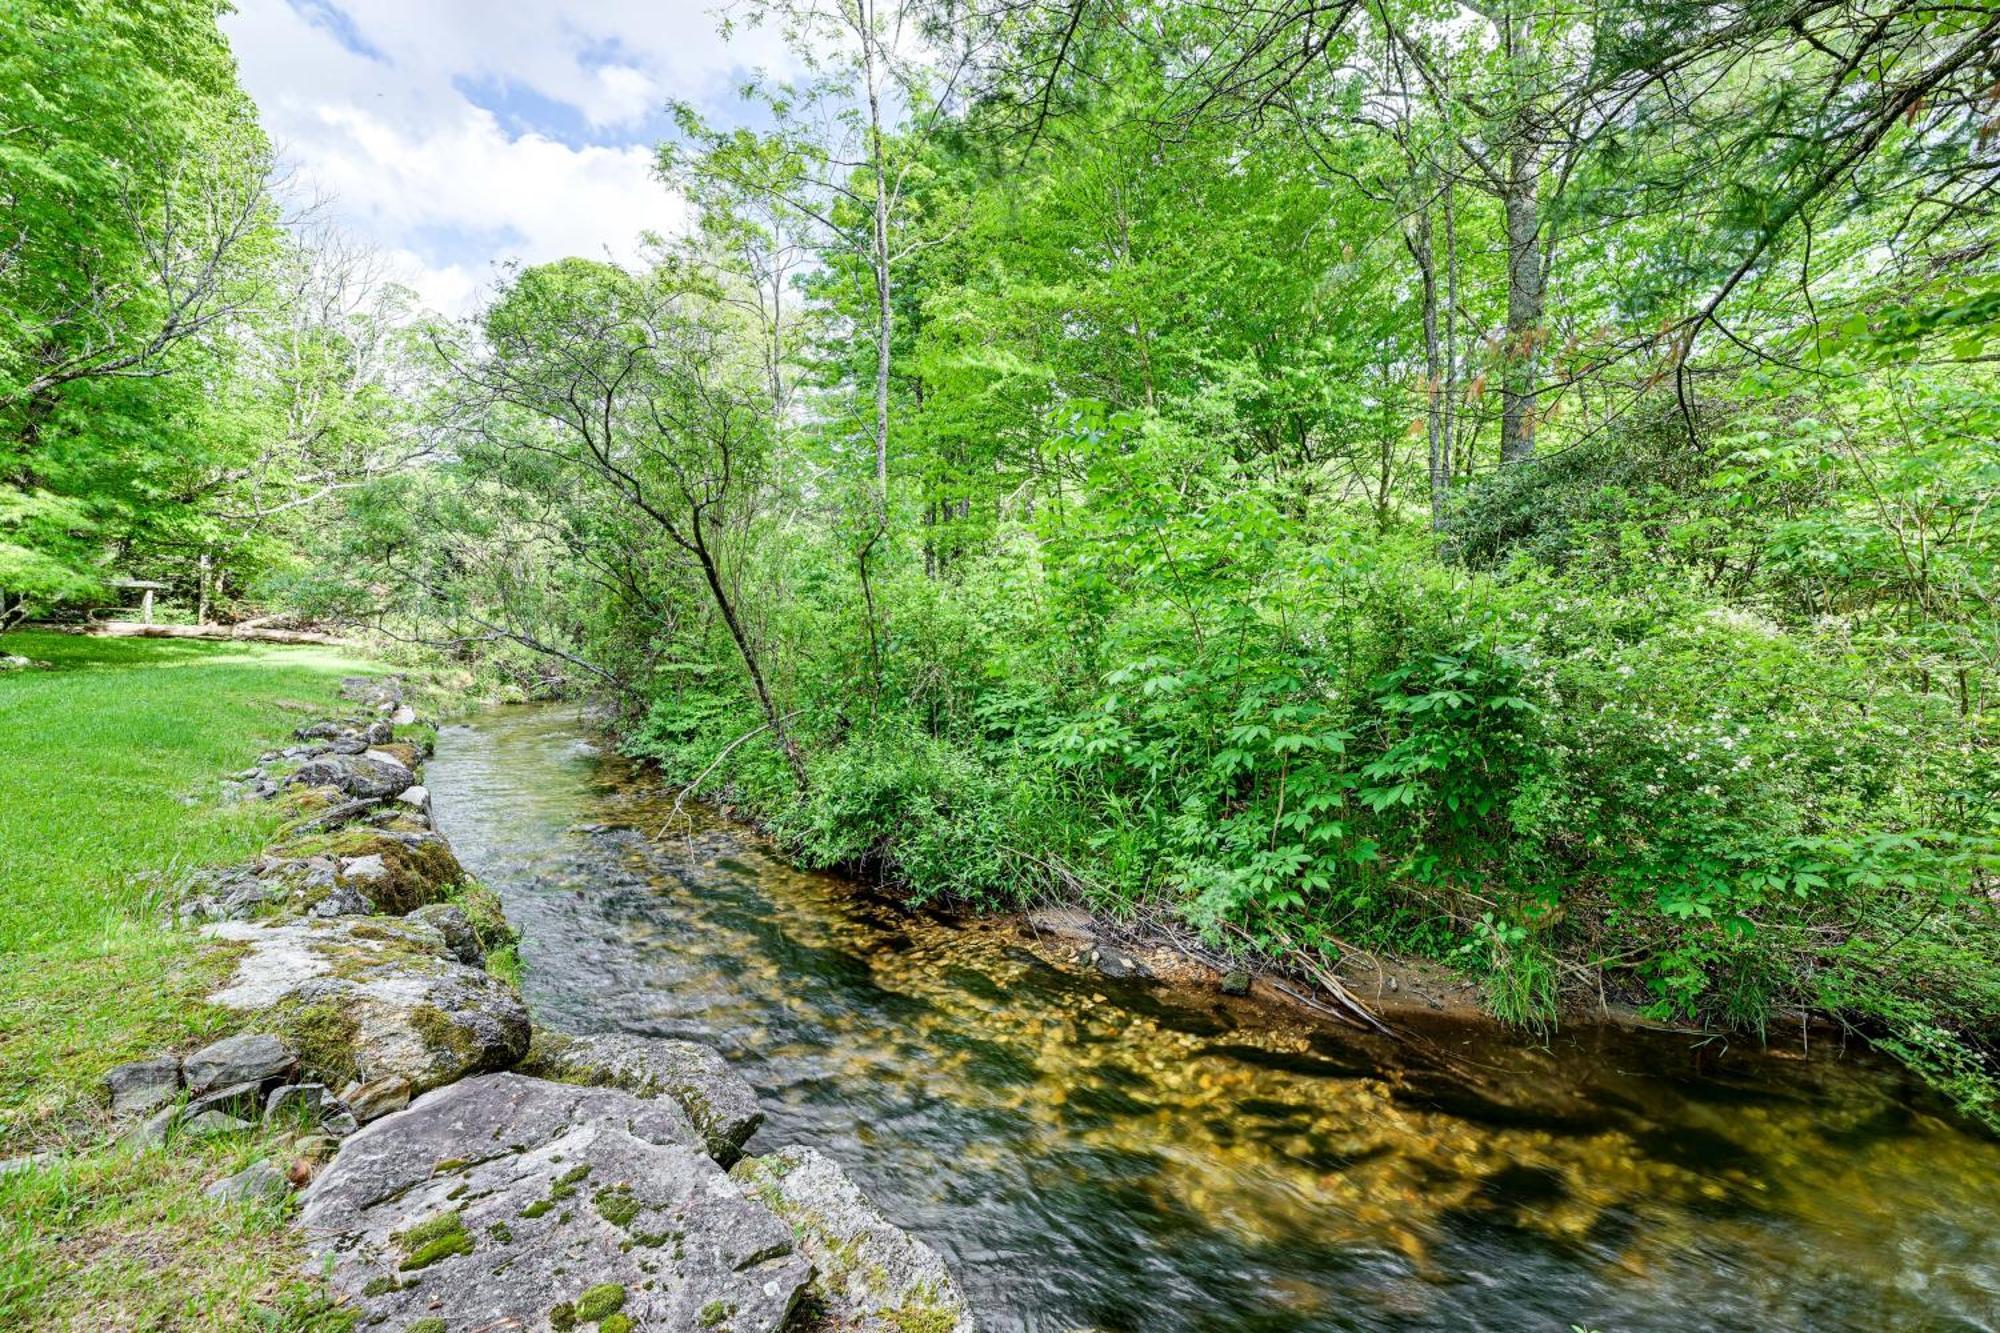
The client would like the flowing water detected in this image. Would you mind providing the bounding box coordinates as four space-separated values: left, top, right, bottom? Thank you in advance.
427 704 2000 1332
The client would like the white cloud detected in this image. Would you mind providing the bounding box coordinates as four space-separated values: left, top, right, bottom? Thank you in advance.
222 1 797 316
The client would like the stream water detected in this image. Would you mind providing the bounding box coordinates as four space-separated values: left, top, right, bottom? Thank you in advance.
426 704 2000 1332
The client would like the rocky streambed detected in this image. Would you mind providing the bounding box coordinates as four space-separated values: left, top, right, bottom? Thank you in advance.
99 677 973 1332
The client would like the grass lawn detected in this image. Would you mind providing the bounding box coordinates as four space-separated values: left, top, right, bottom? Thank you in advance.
0 628 383 1330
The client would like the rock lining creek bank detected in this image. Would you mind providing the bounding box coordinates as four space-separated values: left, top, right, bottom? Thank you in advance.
95 678 970 1333
93 694 2000 1331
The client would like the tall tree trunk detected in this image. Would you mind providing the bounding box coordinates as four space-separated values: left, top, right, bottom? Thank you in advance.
1411 205 1448 529
1498 6 1544 467
1443 165 1460 488
855 0 891 708
862 2 892 514
689 509 808 791
1500 133 1544 465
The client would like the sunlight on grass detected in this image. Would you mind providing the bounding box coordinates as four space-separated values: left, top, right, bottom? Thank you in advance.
0 629 380 1330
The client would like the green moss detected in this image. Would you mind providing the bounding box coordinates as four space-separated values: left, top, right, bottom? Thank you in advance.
392 1209 472 1271
698 1299 733 1327
630 1229 679 1249
410 1003 480 1065
392 1211 463 1249
549 1302 576 1332
573 1283 625 1321
446 877 519 957
274 999 361 1086
360 1275 408 1297
488 1221 514 1243
547 1161 591 1200
398 1230 473 1271
520 1200 553 1219
889 1305 959 1333
406 1320 447 1333
280 830 462 914
599 1316 633 1333
593 1185 640 1229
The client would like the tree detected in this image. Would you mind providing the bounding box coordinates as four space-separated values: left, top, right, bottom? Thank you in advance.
0 0 277 615
447 257 809 789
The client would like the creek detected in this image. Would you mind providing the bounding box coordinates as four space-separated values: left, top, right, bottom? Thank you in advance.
427 704 2000 1332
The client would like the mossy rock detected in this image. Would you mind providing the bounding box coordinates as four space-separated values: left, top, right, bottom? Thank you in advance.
371 741 422 770
301 830 464 915
445 879 518 957
273 999 364 1087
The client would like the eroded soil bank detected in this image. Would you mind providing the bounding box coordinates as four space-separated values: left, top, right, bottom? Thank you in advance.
429 703 2000 1333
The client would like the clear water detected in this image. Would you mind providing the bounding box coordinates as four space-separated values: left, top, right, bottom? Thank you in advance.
427 704 2000 1332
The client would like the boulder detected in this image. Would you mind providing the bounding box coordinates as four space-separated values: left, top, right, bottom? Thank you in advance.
339 1076 411 1124
181 1110 255 1138
338 675 403 707
521 1030 764 1166
1093 945 1151 980
1026 907 1096 943
389 705 417 726
368 743 421 771
405 904 482 967
289 753 414 801
185 1081 266 1122
299 1074 811 1333
732 1146 976 1333
296 719 363 742
184 1033 296 1096
307 883 374 918
173 865 273 925
265 1082 358 1137
0 1151 59 1176
322 831 461 914
337 853 388 887
202 916 529 1096
206 1160 290 1204
103 1056 181 1119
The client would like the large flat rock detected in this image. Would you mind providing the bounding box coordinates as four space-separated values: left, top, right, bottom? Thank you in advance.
203 915 528 1094
300 1073 810 1331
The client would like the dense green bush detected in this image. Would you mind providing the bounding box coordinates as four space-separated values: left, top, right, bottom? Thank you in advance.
622 461 1999 1125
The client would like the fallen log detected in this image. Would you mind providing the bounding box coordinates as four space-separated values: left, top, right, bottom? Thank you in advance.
88 621 346 645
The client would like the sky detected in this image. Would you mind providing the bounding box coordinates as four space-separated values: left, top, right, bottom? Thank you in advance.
221 1 796 316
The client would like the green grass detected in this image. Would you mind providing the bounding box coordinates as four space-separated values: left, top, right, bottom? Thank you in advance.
0 629 381 1330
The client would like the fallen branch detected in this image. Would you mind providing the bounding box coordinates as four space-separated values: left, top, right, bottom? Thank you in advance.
89 621 344 645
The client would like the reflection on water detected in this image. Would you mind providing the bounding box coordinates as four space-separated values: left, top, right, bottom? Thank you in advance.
428 705 2000 1332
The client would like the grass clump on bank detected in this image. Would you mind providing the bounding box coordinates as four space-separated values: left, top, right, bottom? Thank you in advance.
0 628 381 1329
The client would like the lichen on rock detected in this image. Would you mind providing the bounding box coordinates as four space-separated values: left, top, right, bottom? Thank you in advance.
730 1146 976 1333
203 915 528 1094
300 1073 811 1332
